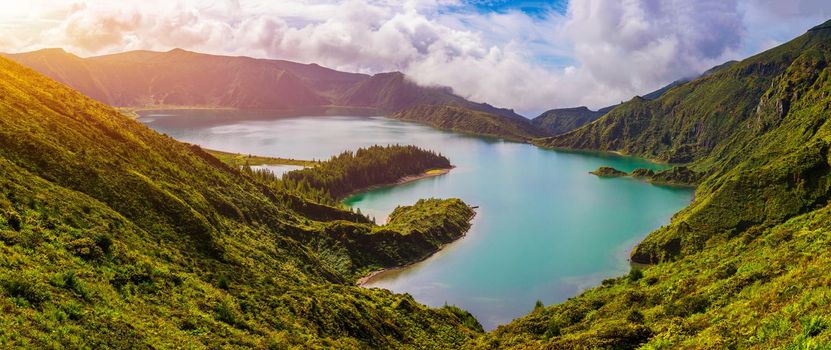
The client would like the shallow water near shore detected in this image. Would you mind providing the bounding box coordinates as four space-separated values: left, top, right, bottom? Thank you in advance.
139 111 693 330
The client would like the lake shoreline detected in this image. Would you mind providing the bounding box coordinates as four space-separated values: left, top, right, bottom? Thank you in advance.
356 208 477 287
338 167 455 201
205 148 315 167
142 111 694 329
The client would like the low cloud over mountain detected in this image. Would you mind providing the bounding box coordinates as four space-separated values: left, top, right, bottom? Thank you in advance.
2 0 830 114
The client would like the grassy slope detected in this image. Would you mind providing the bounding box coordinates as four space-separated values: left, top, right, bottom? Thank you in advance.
391 105 545 142
530 76 714 137
205 149 315 167
534 33 802 165
476 20 831 349
0 56 483 348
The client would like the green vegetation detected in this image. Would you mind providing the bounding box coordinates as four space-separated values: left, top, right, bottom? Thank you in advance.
8 17 831 349
530 78 698 137
0 56 482 348
590 166 628 177
205 148 315 167
304 198 476 280
478 20 831 348
532 106 605 136
282 145 451 200
630 168 655 178
391 105 545 141
648 166 701 186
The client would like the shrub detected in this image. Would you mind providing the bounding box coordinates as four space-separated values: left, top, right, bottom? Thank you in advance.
623 291 646 305
802 316 828 338
218 275 230 290
216 300 240 327
2 277 48 307
68 237 104 261
715 262 738 279
544 315 566 338
95 235 114 255
665 295 710 317
627 310 645 324
628 268 644 282
443 305 483 332
60 301 85 321
110 264 156 292
7 212 21 231
50 272 92 301
394 297 417 312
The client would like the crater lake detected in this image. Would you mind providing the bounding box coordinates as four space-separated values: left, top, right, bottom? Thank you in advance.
139 110 693 330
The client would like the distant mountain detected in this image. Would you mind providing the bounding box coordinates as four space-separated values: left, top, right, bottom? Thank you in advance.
390 105 545 141
534 77 699 136
604 74 705 108
531 106 605 136
335 71 525 120
3 48 523 119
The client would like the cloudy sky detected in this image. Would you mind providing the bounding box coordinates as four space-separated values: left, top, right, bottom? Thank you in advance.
2 0 830 115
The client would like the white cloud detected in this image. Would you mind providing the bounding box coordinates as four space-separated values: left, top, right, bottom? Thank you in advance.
552 0 747 109
2 0 831 115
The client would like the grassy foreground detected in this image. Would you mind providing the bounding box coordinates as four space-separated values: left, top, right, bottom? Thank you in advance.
0 56 482 348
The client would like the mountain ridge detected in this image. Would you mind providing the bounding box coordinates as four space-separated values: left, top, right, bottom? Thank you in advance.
3 48 524 119
390 105 545 141
532 74 707 136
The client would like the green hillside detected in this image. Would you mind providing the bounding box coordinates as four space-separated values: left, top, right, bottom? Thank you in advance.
531 76 708 137
532 106 605 136
0 56 482 348
478 19 831 348
391 105 545 141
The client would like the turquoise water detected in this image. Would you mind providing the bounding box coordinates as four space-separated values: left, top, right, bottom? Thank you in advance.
139 111 693 330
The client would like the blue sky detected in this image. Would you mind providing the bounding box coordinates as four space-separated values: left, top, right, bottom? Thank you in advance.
465 0 568 18
460 0 575 69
